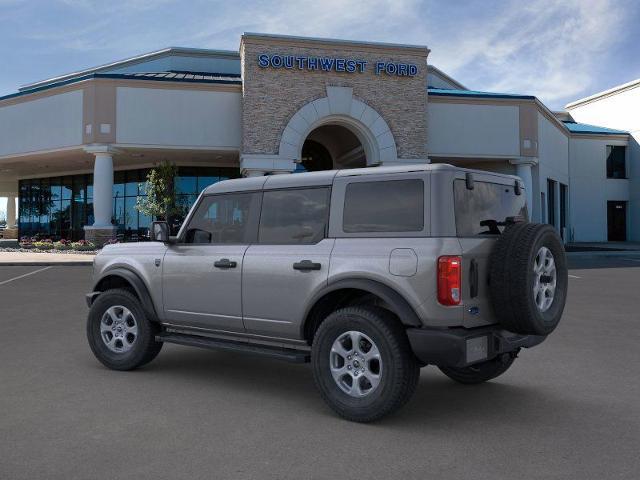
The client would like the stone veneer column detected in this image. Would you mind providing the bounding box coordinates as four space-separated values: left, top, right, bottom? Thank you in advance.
83 145 118 246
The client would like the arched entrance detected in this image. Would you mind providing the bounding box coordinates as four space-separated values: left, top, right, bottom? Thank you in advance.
300 124 366 171
275 86 399 174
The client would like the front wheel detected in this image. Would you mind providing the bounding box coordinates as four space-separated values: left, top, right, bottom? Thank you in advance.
87 288 163 371
438 352 517 385
312 306 420 422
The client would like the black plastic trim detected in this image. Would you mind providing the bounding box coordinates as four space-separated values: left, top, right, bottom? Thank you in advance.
406 325 546 368
91 268 158 320
156 332 310 363
306 278 423 327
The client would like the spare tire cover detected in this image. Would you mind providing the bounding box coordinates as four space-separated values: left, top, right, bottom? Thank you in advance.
489 223 568 335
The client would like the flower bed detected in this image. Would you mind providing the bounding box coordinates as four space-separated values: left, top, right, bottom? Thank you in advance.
3 237 99 254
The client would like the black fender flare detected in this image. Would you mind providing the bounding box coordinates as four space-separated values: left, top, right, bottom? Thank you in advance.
91 267 158 321
304 278 423 331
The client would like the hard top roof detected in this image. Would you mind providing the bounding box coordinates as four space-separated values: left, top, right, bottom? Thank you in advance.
202 164 520 195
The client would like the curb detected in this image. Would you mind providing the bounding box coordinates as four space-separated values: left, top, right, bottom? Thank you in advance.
567 250 640 257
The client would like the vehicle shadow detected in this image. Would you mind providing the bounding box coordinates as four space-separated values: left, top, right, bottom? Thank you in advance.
133 345 592 430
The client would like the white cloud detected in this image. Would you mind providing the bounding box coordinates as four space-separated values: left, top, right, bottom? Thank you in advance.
3 0 634 109
426 0 628 107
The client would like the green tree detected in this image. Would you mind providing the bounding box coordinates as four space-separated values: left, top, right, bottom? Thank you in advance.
135 161 181 222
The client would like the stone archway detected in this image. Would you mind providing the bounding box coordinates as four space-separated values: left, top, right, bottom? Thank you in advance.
278 86 398 169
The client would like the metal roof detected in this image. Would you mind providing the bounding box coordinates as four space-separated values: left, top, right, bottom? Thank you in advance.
562 121 628 135
0 71 241 103
19 47 240 92
428 87 535 100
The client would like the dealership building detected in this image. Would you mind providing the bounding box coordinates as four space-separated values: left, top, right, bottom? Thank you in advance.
0 33 636 244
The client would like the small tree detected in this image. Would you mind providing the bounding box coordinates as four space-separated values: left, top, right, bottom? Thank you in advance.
135 161 181 222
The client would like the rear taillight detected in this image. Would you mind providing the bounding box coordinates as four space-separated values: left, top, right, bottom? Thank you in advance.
437 256 461 306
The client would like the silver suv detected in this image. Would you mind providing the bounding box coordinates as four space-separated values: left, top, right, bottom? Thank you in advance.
86 164 567 422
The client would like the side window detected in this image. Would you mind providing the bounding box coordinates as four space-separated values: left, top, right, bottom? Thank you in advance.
453 180 528 236
183 192 258 244
259 188 330 244
343 179 424 233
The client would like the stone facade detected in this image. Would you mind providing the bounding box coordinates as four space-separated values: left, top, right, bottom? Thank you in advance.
240 34 429 161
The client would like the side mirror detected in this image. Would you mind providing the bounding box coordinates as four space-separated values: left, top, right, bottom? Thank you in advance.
151 221 170 243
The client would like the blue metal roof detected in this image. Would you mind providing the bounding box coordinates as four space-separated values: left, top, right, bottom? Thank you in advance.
0 71 242 103
428 87 535 100
562 121 628 135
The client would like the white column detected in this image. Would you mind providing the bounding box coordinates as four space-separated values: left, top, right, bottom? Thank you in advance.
510 158 537 221
91 152 115 227
6 195 16 228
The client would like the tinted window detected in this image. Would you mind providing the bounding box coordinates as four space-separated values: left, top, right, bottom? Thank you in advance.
184 193 258 244
259 188 329 244
343 180 424 233
606 145 626 179
454 180 528 236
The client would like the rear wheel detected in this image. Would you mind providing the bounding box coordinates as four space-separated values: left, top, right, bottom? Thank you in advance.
87 288 162 371
439 352 517 384
312 306 419 422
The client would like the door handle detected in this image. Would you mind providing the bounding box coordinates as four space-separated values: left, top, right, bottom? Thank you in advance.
293 260 321 271
214 258 237 269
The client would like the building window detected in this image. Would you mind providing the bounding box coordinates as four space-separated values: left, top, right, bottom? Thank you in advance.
606 146 626 179
18 166 239 241
560 183 568 240
547 179 556 227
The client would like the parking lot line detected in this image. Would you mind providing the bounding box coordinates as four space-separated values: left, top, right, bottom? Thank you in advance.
0 266 52 286
568 274 581 278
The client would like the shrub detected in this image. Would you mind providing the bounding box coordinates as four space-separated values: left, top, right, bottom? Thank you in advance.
71 240 96 251
33 240 54 250
54 240 73 250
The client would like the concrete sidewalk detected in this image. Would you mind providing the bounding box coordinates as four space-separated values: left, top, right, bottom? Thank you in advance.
0 251 94 266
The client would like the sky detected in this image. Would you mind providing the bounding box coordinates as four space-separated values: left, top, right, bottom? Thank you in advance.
0 0 639 109
0 0 639 216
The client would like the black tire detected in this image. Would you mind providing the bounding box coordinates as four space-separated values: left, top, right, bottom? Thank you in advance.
87 288 163 371
490 223 568 335
439 352 517 385
311 306 420 423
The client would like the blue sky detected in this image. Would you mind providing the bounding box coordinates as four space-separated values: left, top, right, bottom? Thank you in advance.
1 0 639 109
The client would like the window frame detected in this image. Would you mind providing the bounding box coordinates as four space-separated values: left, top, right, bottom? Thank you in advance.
330 173 430 238
257 186 331 245
176 191 262 245
606 145 627 179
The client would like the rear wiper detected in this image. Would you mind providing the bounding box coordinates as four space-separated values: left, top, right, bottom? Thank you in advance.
479 216 526 234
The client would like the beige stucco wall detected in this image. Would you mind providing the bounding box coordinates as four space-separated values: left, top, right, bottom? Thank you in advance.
240 35 429 160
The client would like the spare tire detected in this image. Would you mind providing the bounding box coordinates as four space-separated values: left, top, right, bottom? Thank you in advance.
489 223 568 335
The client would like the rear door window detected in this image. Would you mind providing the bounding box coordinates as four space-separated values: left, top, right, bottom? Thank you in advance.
343 179 424 233
454 180 527 236
258 188 330 244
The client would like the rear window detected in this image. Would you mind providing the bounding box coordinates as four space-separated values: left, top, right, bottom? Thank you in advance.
454 180 528 236
343 179 424 233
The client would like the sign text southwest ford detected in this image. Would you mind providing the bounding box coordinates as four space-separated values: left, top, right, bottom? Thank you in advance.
257 54 418 77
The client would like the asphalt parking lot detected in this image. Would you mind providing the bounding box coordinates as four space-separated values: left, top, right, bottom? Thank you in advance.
1 256 639 480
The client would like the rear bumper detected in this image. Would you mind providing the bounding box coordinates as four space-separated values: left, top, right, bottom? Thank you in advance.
406 325 546 368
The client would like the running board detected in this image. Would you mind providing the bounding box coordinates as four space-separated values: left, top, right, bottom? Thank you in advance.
155 332 310 363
